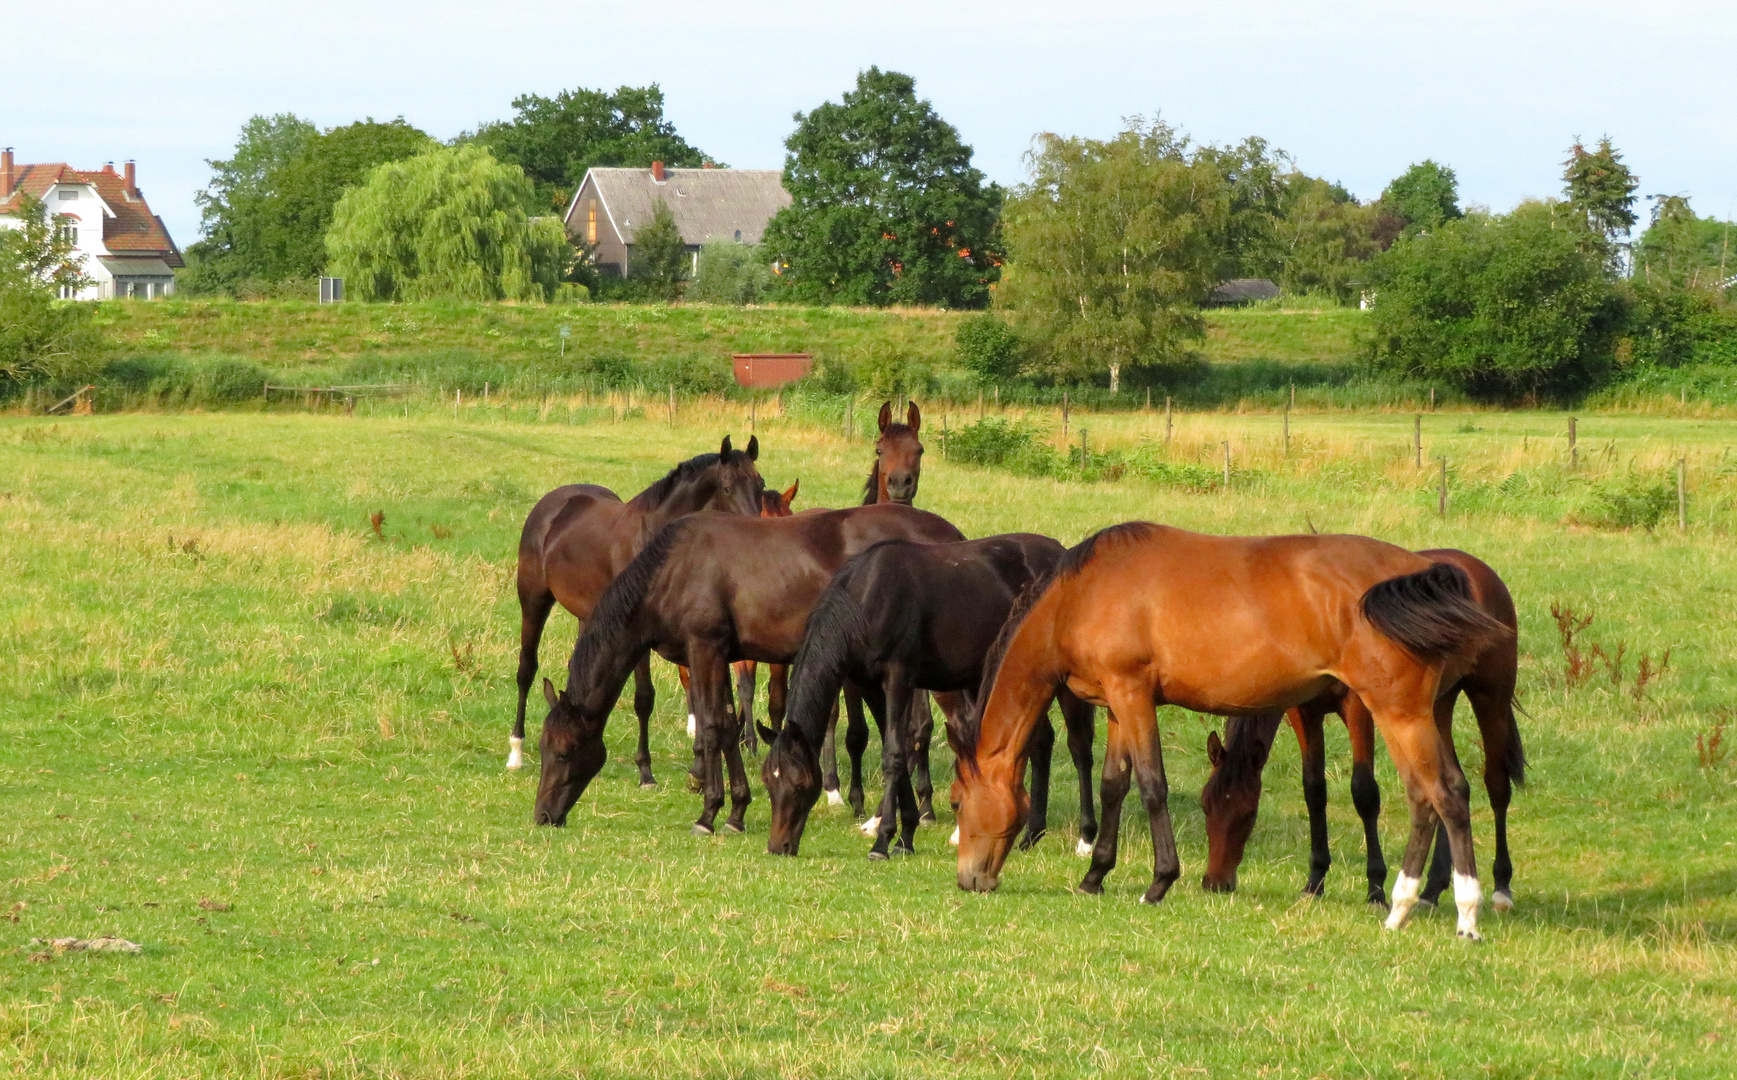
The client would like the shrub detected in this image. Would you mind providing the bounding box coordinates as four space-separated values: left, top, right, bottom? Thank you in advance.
955 313 1023 380
1580 470 1676 530
946 417 1059 477
197 358 270 401
691 238 774 305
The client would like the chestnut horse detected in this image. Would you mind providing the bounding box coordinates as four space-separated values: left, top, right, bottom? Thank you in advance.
954 523 1510 940
511 436 764 781
679 480 800 757
760 534 1097 858
1199 548 1525 909
533 503 963 835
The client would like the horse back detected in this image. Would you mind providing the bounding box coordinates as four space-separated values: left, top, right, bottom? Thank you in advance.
521 484 636 621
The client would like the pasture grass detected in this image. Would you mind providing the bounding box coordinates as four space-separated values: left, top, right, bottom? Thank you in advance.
1 402 1735 1078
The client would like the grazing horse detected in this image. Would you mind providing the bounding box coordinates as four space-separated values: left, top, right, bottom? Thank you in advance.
511 437 764 780
760 534 1098 858
533 503 964 835
679 480 801 757
1199 548 1525 909
953 523 1510 941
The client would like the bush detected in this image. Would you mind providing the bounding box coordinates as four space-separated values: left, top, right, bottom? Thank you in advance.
1366 202 1622 400
1580 470 1677 531
955 314 1023 380
197 358 270 401
946 417 1059 477
691 238 774 305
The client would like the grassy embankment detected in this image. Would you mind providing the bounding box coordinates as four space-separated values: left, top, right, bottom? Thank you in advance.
1 400 1734 1078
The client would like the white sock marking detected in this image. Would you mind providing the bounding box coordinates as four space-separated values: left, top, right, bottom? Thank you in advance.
1384 872 1421 931
948 826 960 847
825 790 845 807
686 713 697 739
859 815 881 836
1454 871 1483 939
1075 837 1094 858
506 736 524 770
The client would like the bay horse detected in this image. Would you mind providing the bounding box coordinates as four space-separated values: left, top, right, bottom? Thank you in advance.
953 523 1510 940
533 503 964 835
511 436 764 781
759 534 1097 859
1199 548 1525 909
679 480 801 757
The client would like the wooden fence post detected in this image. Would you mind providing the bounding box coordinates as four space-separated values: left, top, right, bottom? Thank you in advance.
1164 397 1173 444
1414 414 1422 468
1679 458 1688 530
1569 416 1577 468
1439 457 1448 516
1283 405 1290 457
1222 441 1231 487
1061 391 1070 443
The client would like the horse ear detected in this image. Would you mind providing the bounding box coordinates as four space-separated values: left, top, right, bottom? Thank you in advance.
543 678 561 709
906 400 921 433
877 401 892 432
719 435 733 458
756 720 779 747
745 434 759 461
782 479 799 509
1206 730 1224 767
942 716 966 758
1251 730 1273 769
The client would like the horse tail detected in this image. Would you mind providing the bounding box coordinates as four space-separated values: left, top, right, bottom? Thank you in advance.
1503 696 1528 787
1360 563 1511 668
782 581 865 752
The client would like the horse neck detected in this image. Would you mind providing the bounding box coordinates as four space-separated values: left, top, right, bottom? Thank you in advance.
566 611 654 719
630 478 712 537
972 616 1063 784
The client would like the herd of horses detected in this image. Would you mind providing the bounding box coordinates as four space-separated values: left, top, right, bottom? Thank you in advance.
512 402 1524 941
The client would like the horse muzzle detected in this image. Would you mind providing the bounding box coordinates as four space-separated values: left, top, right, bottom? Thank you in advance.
957 868 1000 893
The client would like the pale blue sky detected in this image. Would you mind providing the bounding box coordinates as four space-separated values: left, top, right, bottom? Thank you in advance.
7 0 1734 248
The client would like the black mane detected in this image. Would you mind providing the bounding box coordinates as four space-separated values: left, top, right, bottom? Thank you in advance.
566 520 685 695
631 452 728 511
860 460 879 506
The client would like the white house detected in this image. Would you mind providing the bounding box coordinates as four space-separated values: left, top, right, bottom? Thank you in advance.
0 148 183 299
563 162 789 278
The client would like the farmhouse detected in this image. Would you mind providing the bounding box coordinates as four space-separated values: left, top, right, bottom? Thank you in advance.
564 162 789 277
0 149 183 299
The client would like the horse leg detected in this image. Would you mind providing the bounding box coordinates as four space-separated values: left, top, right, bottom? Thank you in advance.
1111 688 1181 905
1294 705 1331 896
680 664 706 792
687 646 731 836
767 664 789 735
719 670 752 834
1017 714 1056 851
910 689 937 823
869 677 917 858
1465 681 1518 911
1058 689 1098 855
1078 714 1130 896
1421 690 1463 907
820 698 844 807
736 661 759 756
622 654 655 788
1378 712 1481 940
1343 695 1389 908
511 586 558 770
844 684 870 817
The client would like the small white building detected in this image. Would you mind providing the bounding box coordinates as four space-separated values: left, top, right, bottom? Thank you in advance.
0 148 183 299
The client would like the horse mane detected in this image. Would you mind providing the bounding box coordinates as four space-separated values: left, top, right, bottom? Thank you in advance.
780 580 866 753
630 452 727 511
860 459 880 506
567 520 684 694
957 521 1161 770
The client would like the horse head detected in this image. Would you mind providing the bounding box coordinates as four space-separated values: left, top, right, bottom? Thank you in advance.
533 678 610 827
1198 727 1272 892
871 401 923 505
760 724 823 855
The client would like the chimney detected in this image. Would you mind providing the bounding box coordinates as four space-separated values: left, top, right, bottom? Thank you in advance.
2 148 12 198
702 161 714 169
124 160 137 197
651 160 665 182
104 161 115 173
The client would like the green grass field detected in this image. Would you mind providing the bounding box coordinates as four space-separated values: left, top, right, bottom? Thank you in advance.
2 400 1734 1078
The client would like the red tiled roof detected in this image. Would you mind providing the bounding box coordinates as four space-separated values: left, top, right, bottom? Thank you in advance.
1 162 183 267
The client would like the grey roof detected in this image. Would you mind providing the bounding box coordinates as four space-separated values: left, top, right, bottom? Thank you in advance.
570 168 791 247
1208 278 1282 304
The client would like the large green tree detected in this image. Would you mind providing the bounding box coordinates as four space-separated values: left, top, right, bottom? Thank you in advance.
997 119 1227 391
326 145 568 302
1633 195 1736 292
1 195 103 384
1367 201 1622 398
630 199 688 301
762 68 1002 308
1563 137 1639 246
1270 175 1388 301
183 114 317 291
1381 160 1463 237
472 85 709 212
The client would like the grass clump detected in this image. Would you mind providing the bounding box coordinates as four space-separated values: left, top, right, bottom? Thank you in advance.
1579 469 1679 530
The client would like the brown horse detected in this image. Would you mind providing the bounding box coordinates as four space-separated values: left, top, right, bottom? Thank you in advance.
679 480 800 756
953 523 1509 940
1199 548 1525 909
863 400 924 505
533 503 964 835
511 436 763 781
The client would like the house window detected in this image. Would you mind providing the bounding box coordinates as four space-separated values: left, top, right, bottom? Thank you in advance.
587 201 598 244
58 188 78 200
56 221 77 247
60 284 77 299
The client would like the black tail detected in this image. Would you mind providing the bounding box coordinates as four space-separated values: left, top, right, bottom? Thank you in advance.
1360 563 1511 666
1504 695 1528 787
781 582 865 753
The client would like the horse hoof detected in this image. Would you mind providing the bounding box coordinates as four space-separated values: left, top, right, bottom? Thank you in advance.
1369 897 1391 912
722 822 744 834
1075 838 1094 858
867 850 889 862
1076 880 1104 896
1491 890 1514 912
1016 830 1045 851
825 790 845 808
918 812 936 825
891 844 914 858
639 780 658 790
1415 897 1438 910
690 824 714 837
858 815 881 836
1457 928 1483 942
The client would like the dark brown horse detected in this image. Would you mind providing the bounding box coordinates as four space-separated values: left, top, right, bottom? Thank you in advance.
953 523 1510 940
511 437 763 781
760 534 1097 858
533 503 964 835
1199 548 1525 909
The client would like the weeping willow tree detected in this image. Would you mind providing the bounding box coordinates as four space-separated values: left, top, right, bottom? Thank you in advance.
326 145 569 302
